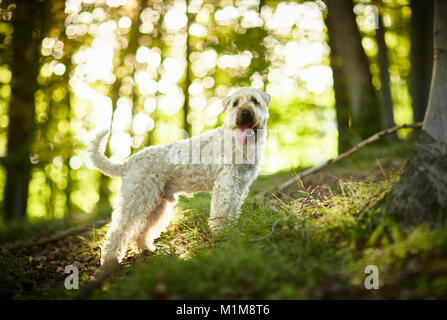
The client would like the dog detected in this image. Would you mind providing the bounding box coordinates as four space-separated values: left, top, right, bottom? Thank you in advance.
89 87 270 265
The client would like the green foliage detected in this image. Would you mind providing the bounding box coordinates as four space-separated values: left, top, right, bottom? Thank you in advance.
0 0 441 300
44 142 438 299
355 0 414 133
0 0 420 222
2 141 447 299
87 176 447 298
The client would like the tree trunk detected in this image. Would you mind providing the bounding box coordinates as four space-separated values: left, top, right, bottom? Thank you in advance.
326 10 354 152
4 0 47 221
410 0 434 122
98 0 148 210
326 0 382 141
182 7 193 138
376 13 396 134
386 0 447 224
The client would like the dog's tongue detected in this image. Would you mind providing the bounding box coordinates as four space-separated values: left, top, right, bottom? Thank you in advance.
236 124 251 145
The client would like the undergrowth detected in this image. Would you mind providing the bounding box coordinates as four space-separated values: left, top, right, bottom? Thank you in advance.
90 172 447 299
3 140 447 299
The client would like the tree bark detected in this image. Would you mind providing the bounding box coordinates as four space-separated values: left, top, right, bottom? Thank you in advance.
326 10 354 152
410 0 434 123
386 0 447 224
376 13 396 134
4 0 47 220
326 0 382 141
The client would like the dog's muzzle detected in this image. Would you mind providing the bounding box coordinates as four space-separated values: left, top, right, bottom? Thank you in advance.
236 108 256 145
237 109 255 127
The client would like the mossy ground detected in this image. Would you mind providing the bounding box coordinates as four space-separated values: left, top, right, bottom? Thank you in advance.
2 139 447 299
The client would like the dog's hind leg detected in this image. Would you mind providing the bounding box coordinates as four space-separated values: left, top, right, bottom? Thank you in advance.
100 175 164 266
134 198 176 253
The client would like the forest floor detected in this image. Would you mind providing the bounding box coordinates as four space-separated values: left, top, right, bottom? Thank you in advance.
2 138 447 299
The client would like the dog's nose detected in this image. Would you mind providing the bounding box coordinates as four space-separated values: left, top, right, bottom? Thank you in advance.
240 109 254 122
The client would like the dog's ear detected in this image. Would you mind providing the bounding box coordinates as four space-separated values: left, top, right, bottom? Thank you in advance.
222 94 233 111
259 91 271 106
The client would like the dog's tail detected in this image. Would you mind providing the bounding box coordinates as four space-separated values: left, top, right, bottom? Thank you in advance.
88 129 122 177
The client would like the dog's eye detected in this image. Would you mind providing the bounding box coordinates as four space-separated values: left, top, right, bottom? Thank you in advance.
251 97 259 105
233 100 239 107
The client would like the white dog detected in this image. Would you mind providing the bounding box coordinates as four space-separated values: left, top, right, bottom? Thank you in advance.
89 87 270 265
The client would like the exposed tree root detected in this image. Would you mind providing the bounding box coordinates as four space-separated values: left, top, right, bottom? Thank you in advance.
73 261 122 300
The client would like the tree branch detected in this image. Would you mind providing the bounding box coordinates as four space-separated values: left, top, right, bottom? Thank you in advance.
73 261 122 300
277 122 423 192
1 219 110 251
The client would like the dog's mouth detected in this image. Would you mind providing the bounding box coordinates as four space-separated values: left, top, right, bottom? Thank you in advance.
236 123 259 145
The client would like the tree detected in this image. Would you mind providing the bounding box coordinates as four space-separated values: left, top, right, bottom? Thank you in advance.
410 0 434 123
376 11 396 134
386 0 447 224
326 0 382 142
4 0 48 220
326 4 355 152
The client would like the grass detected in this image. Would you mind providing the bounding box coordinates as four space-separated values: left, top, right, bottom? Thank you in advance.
3 139 447 299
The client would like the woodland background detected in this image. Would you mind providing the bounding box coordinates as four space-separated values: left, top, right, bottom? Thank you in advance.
0 0 429 223
1 0 446 300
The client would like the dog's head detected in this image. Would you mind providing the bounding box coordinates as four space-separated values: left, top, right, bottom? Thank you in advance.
222 87 270 144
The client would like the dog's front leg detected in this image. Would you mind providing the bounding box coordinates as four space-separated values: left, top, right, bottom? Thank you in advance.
208 168 252 232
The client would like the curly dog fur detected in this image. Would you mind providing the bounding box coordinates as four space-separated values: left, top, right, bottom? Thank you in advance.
89 87 270 266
